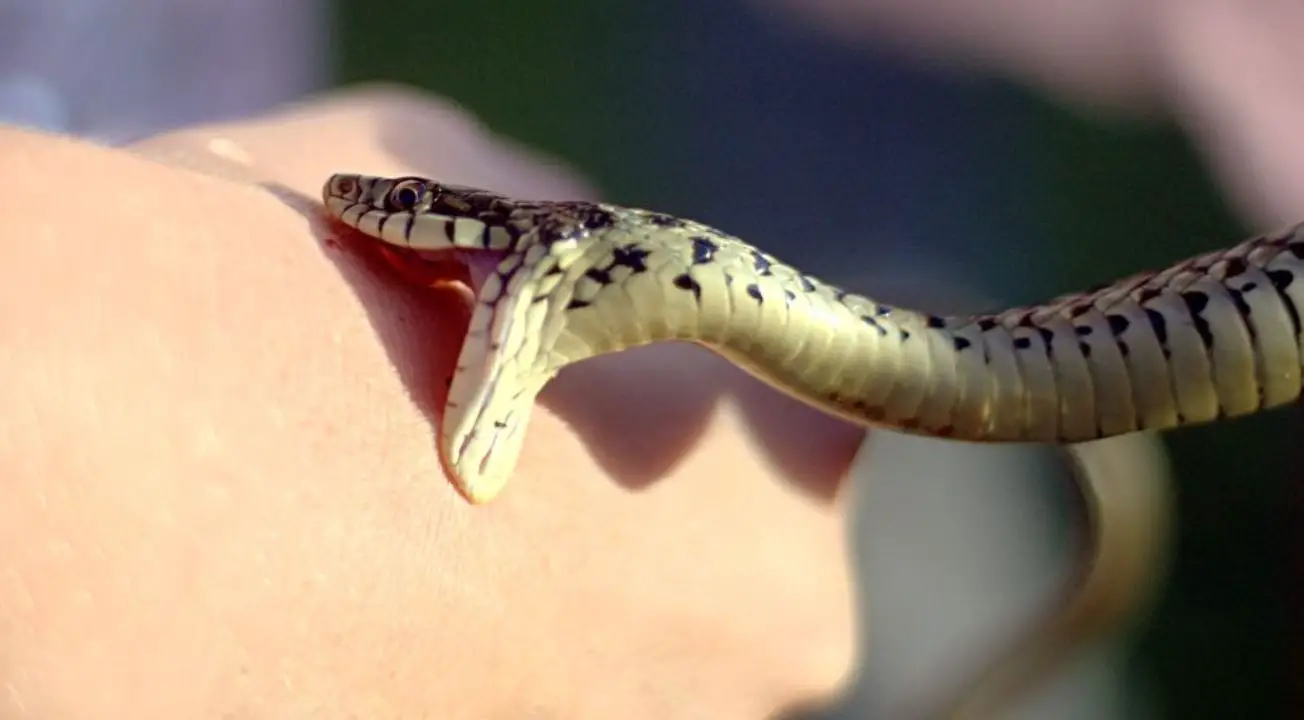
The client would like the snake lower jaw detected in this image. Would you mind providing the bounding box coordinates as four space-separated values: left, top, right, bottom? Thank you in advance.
439 378 548 505
366 244 528 502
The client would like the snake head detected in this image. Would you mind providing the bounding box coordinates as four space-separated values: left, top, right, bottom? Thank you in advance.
323 173 620 260
323 173 437 216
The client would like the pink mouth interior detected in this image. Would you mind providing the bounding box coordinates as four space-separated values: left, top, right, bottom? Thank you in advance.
403 248 506 298
460 252 505 297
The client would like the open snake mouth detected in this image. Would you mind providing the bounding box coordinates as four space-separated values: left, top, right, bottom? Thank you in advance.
376 246 506 301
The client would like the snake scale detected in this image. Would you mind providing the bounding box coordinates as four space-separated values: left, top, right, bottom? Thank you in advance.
322 172 1301 717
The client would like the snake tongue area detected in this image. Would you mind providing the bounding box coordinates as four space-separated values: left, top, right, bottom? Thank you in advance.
382 247 505 297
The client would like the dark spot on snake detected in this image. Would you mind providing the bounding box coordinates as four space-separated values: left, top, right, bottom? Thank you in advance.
1079 341 1092 358
1144 308 1169 346
1068 303 1093 318
1226 288 1257 340
926 315 946 329
899 329 911 341
935 425 956 438
1222 257 1249 278
799 275 817 292
752 251 774 275
1037 327 1055 345
481 225 504 250
1240 281 1257 292
1013 336 1031 350
1118 340 1130 357
532 294 549 304
544 266 563 277
977 318 997 332
746 283 763 302
1106 314 1130 335
875 304 891 316
691 236 719 264
610 244 652 273
538 224 582 246
1074 324 1093 336
673 273 702 301
567 298 592 310
860 315 888 336
493 421 508 429
953 337 972 351
784 289 796 305
1182 290 1210 315
1181 291 1215 348
1289 241 1304 260
580 207 616 230
585 267 613 285
1266 269 1302 337
646 212 683 228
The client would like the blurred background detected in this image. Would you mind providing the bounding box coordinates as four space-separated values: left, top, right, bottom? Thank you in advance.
1 0 1298 717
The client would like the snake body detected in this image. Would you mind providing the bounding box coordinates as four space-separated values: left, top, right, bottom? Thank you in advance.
323 173 1301 502
325 172 1297 717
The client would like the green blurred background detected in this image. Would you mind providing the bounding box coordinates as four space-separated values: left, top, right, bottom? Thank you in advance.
327 1 1296 717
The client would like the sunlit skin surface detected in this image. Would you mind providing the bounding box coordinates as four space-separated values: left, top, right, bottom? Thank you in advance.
0 89 861 719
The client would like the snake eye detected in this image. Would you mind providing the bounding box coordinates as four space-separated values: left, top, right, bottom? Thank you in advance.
333 177 356 196
386 179 427 211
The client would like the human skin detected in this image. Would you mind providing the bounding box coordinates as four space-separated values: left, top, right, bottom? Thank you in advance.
0 88 863 718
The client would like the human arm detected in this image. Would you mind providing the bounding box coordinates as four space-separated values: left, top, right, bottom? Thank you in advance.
0 88 862 718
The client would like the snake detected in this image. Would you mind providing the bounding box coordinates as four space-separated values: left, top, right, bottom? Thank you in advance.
321 171 1304 717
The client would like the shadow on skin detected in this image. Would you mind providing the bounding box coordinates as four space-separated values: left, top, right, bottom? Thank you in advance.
372 90 865 501
259 180 461 431
540 347 722 491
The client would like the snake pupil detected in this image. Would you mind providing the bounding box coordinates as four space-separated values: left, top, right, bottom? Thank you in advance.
389 181 424 211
